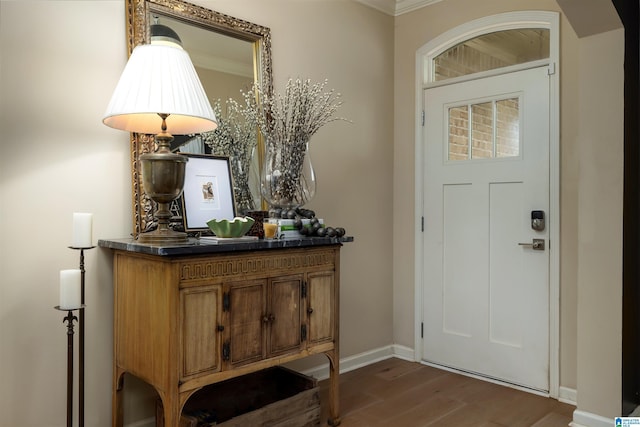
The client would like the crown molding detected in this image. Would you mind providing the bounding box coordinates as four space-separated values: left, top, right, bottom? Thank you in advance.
396 0 443 15
354 0 396 15
355 0 443 16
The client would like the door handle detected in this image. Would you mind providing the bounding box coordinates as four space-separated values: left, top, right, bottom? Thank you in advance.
518 238 545 251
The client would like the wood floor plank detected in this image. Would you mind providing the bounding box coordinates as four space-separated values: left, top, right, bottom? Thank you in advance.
318 358 574 427
531 412 575 427
366 364 448 400
426 402 502 426
354 388 463 425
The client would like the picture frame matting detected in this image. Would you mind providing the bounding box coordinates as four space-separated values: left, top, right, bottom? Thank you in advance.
180 153 236 233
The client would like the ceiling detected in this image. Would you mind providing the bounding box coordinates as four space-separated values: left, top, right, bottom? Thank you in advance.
555 0 621 37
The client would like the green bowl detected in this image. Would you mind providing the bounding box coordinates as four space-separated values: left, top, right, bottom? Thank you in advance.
206 216 255 238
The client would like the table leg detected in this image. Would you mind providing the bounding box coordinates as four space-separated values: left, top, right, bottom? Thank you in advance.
326 350 341 426
112 368 125 427
159 392 181 427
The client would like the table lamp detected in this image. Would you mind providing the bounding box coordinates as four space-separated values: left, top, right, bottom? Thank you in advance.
103 25 217 244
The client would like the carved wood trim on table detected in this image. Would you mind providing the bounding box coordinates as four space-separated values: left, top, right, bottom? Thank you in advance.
180 249 337 282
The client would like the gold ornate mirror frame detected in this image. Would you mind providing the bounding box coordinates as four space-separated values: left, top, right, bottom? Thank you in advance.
125 0 272 237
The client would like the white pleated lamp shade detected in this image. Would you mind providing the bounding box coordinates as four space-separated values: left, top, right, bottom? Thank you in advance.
103 43 217 135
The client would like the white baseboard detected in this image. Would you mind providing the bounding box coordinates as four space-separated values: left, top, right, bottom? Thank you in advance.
301 345 395 380
559 386 577 406
300 344 417 380
391 343 416 361
570 409 614 427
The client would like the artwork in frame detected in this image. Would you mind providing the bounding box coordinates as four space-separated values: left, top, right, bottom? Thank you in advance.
181 153 236 233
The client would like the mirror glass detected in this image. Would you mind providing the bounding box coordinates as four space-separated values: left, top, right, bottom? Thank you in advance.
126 0 272 236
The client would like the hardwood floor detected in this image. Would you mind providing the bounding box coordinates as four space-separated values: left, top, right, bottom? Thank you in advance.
319 358 574 427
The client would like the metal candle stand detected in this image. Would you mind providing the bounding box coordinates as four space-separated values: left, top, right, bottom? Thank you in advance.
56 246 94 427
54 306 80 427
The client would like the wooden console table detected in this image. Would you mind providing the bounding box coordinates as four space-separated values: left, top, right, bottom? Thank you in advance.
99 237 350 427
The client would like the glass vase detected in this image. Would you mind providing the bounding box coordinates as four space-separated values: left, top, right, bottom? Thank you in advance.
261 140 316 210
232 145 259 215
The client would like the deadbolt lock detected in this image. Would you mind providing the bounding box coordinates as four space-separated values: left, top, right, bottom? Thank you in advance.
531 210 545 231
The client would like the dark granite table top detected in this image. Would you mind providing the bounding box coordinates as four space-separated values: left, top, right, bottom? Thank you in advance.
98 235 353 257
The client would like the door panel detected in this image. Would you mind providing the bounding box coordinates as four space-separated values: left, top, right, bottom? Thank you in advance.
489 182 525 348
225 280 266 367
442 183 484 339
307 271 335 345
181 285 221 378
423 66 549 391
268 275 303 356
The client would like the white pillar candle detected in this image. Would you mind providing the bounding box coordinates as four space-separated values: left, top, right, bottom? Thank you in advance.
59 269 81 310
72 212 93 248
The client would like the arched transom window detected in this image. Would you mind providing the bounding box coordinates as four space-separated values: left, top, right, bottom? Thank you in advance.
433 29 550 82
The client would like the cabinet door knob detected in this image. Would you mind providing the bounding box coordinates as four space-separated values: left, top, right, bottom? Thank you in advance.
307 307 314 314
262 315 270 323
268 314 276 322
217 325 224 332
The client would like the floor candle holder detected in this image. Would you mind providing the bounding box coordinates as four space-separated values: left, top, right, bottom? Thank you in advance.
68 246 95 427
54 306 82 427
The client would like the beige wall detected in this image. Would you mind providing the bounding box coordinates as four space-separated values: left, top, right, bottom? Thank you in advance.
0 2 130 425
0 0 625 425
575 27 624 418
0 0 393 425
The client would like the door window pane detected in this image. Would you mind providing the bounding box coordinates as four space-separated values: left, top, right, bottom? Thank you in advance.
448 97 520 161
496 98 520 157
448 106 469 160
471 102 493 159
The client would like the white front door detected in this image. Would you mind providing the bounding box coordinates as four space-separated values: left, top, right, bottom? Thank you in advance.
422 66 550 392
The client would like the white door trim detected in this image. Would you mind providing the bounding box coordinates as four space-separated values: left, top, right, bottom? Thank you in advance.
414 10 560 398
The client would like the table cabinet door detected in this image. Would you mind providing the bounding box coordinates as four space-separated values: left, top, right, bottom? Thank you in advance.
224 280 267 368
267 275 304 357
307 271 335 346
180 285 222 379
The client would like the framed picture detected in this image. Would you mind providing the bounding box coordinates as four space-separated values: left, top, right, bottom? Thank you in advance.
181 153 236 232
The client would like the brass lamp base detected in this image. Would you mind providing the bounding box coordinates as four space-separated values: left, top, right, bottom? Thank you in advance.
138 230 188 244
138 199 189 244
139 129 189 245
